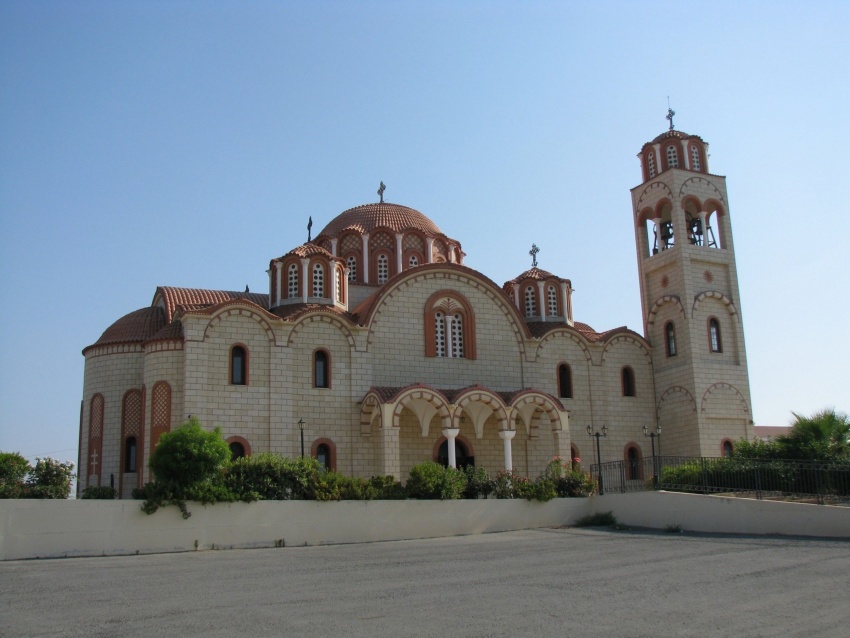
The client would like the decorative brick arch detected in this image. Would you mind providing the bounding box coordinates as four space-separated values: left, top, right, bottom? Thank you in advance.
359 393 382 435
286 312 356 349
692 291 739 321
87 393 104 486
678 177 726 207
390 386 452 430
510 390 564 432
432 434 475 462
149 381 172 459
453 387 509 434
600 334 653 365
635 181 674 209
701 383 751 416
202 305 276 344
536 329 593 364
226 435 252 458
310 437 337 470
646 295 686 328
121 389 143 480
658 385 698 415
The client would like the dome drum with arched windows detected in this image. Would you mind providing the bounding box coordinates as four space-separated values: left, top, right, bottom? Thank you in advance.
503 267 574 325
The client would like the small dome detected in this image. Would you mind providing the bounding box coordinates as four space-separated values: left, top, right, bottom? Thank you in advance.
317 202 443 238
87 306 166 350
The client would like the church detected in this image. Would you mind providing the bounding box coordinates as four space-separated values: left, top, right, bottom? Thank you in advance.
79 121 754 498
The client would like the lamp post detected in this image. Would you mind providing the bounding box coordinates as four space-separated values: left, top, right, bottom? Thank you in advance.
297 418 305 459
643 424 662 488
587 424 608 495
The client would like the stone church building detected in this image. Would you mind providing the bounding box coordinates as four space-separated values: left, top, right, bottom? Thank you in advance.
79 124 754 498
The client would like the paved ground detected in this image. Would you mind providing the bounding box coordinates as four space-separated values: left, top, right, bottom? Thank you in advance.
1 528 848 638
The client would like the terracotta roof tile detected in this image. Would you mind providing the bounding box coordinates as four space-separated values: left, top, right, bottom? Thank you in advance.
504 267 570 288
274 243 337 261
270 302 356 323
317 202 443 238
155 287 269 322
86 306 166 351
145 321 183 343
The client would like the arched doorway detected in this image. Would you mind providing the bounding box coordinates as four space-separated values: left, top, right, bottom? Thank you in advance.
437 439 474 468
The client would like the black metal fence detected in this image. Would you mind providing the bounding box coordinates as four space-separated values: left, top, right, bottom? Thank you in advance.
589 456 850 505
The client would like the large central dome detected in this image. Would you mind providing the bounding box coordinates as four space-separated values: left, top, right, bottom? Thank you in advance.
317 202 443 238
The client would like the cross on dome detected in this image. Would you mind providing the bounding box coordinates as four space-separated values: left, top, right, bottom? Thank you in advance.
378 181 386 203
529 243 540 268
666 98 676 130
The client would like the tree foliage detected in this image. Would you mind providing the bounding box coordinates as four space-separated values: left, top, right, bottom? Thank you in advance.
148 417 232 488
0 453 74 499
734 408 850 461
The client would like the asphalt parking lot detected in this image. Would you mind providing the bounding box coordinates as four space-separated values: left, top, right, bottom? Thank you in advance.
1 528 848 638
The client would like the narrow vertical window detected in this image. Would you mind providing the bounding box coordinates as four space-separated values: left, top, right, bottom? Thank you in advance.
451 314 464 358
647 151 656 178
335 268 342 302
626 446 641 480
558 364 572 399
524 286 536 317
314 350 329 388
690 145 701 171
722 440 733 457
709 318 722 353
316 443 331 470
312 263 324 297
665 322 677 357
124 437 137 473
547 285 558 317
346 256 357 282
377 254 389 284
622 366 636 397
287 263 299 298
231 346 247 385
230 442 246 461
435 311 446 357
667 145 678 168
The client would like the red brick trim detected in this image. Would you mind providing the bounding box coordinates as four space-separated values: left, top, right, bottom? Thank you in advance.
149 381 172 461
423 289 477 359
226 435 252 459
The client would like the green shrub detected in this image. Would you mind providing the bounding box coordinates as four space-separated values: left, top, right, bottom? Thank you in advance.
574 511 618 527
25 457 75 499
225 454 319 501
81 486 117 499
0 452 31 499
406 462 465 499
367 475 406 500
462 465 496 499
540 457 596 497
148 418 231 488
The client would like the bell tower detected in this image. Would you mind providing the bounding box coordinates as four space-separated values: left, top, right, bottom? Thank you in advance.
631 111 754 456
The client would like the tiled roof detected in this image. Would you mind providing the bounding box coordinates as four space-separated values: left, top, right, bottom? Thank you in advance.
274 243 337 261
146 321 183 343
504 267 570 286
155 287 269 322
525 320 637 344
86 306 167 351
647 129 705 145
270 303 356 323
317 202 443 238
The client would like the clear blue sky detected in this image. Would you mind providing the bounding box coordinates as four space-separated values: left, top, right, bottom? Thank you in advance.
1 1 848 466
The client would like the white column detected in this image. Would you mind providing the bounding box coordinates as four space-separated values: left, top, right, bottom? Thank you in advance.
653 217 663 252
361 234 370 284
442 427 460 469
559 281 568 321
343 267 350 305
499 430 516 471
267 268 273 306
300 258 310 301
513 285 520 310
444 315 454 357
330 238 338 257
275 262 283 306
426 237 435 264
395 233 404 273
537 281 546 321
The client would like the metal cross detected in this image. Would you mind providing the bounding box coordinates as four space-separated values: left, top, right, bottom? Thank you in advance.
307 216 313 242
666 99 675 130
529 243 540 268
378 181 386 203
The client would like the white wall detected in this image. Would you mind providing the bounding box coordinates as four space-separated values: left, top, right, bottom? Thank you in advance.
2 493 847 561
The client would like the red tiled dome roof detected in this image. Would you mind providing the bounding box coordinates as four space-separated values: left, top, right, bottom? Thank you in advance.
87 306 167 350
317 202 443 238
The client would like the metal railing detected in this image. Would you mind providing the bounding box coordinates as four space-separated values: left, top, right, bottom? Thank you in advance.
589 456 850 504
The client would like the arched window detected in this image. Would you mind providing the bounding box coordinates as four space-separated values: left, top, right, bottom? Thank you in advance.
558 364 573 399
424 291 476 359
667 145 679 168
524 286 537 317
377 253 389 284
231 345 247 385
665 321 677 357
229 441 246 461
547 285 558 316
626 446 642 480
690 144 701 171
622 366 636 397
346 256 357 282
647 151 656 178
316 443 331 469
314 350 329 388
709 318 722 353
124 437 137 473
312 263 324 297
287 263 299 298
722 440 733 458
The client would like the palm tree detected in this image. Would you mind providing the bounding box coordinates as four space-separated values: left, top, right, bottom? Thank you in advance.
779 408 850 461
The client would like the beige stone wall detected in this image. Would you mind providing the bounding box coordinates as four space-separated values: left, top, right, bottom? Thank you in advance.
141 345 184 483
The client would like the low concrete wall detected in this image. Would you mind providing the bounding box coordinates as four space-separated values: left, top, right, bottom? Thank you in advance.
0 498 590 561
2 493 847 561
590 491 850 538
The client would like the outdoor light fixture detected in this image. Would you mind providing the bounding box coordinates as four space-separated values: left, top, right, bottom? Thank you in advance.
643 424 662 488
587 425 608 495
297 418 305 459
